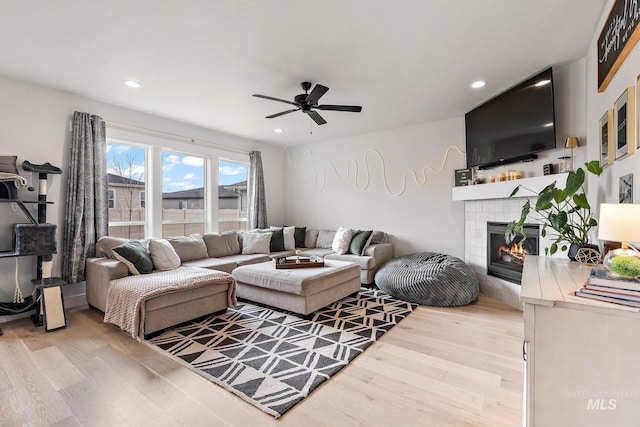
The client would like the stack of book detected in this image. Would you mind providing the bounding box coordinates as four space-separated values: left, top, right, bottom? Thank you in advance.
568 269 640 311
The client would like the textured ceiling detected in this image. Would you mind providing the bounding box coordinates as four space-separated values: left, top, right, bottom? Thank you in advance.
0 0 607 146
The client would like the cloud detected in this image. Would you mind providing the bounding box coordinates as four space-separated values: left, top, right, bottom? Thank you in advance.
107 143 133 155
184 173 195 179
182 156 204 167
164 154 180 164
219 165 245 176
168 182 188 188
108 163 144 179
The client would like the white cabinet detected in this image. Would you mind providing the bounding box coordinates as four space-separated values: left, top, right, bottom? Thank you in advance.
521 256 640 426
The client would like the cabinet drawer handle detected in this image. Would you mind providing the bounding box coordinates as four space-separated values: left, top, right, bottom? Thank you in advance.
522 340 527 361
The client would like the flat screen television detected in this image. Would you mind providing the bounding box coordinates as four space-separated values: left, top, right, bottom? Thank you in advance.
465 67 556 169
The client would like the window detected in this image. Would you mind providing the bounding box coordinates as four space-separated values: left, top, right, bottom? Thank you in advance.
218 160 248 232
107 189 115 209
162 151 205 237
106 142 146 239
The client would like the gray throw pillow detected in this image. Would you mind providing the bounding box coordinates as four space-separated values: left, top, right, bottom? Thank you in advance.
203 231 240 257
370 231 387 244
168 234 208 262
0 156 19 174
112 240 153 275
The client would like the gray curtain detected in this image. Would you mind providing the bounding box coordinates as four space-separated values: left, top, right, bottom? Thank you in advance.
62 112 108 284
247 151 268 229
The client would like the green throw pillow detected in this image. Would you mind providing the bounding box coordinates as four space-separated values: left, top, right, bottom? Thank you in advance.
294 226 306 248
349 230 373 255
112 240 154 275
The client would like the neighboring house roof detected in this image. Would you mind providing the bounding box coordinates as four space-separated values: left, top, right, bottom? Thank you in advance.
160 186 241 199
107 173 144 187
225 180 247 190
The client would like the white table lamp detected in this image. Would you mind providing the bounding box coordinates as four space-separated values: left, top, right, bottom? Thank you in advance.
598 203 640 277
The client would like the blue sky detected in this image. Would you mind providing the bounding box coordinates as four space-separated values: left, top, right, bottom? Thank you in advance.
106 143 247 193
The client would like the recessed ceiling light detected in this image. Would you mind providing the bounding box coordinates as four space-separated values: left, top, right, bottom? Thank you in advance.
274 128 283 133
124 80 141 88
535 79 551 87
471 80 486 89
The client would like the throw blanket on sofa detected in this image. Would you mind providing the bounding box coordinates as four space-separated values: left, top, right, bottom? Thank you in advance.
104 266 237 339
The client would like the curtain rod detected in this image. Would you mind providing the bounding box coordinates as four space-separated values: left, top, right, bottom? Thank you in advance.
103 119 251 155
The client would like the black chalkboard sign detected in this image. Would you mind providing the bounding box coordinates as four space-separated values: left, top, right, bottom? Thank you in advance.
598 0 640 92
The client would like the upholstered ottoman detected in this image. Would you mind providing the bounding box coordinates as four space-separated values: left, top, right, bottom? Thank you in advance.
232 259 361 315
374 252 478 306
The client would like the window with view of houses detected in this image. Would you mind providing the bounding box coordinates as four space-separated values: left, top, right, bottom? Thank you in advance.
106 142 146 239
218 159 248 232
106 139 249 239
161 151 206 237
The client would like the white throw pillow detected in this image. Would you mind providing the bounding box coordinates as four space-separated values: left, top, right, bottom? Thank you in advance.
272 226 296 250
148 238 181 271
332 227 355 255
242 232 272 254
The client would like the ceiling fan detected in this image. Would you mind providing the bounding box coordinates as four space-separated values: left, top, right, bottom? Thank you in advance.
252 82 362 125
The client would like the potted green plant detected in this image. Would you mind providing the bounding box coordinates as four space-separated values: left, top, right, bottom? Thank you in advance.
505 160 603 258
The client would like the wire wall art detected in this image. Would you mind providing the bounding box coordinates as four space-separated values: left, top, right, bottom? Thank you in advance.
286 145 465 196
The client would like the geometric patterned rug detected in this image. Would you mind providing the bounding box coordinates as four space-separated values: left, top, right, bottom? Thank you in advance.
148 288 416 418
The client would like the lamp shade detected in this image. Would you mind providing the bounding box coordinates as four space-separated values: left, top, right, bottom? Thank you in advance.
565 136 580 148
598 203 640 243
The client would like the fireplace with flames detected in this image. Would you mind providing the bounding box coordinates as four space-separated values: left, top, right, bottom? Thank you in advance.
487 222 539 284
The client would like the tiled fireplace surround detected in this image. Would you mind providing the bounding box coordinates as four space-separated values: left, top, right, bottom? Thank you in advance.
456 174 566 309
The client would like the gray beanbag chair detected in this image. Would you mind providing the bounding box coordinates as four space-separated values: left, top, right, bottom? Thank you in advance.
375 252 478 306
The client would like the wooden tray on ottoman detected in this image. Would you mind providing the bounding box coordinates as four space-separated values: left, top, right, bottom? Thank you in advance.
275 257 324 269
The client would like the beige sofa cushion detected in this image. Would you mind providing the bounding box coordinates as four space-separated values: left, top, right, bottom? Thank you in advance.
203 231 240 257
304 229 319 248
168 234 208 262
96 236 130 258
316 229 336 249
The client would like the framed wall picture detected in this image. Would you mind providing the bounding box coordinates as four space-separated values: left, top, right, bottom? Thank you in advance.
613 86 636 160
600 109 614 168
619 173 633 203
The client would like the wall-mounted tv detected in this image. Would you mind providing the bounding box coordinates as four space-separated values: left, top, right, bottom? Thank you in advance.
465 67 556 169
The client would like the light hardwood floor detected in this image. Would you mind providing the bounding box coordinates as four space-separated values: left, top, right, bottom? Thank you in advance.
0 295 523 426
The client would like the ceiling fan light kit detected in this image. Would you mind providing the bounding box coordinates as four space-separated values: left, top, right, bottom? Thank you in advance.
253 82 362 125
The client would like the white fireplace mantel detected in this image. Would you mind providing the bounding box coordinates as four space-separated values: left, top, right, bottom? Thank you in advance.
451 173 569 201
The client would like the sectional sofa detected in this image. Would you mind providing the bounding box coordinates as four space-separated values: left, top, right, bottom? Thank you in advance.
86 227 393 336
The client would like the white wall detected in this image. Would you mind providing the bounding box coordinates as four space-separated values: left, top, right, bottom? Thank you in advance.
0 75 285 313
284 118 467 259
586 0 640 209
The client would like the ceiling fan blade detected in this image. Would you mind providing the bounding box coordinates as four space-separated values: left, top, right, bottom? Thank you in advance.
265 108 300 119
252 94 298 106
305 84 329 105
304 110 327 125
317 104 362 112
